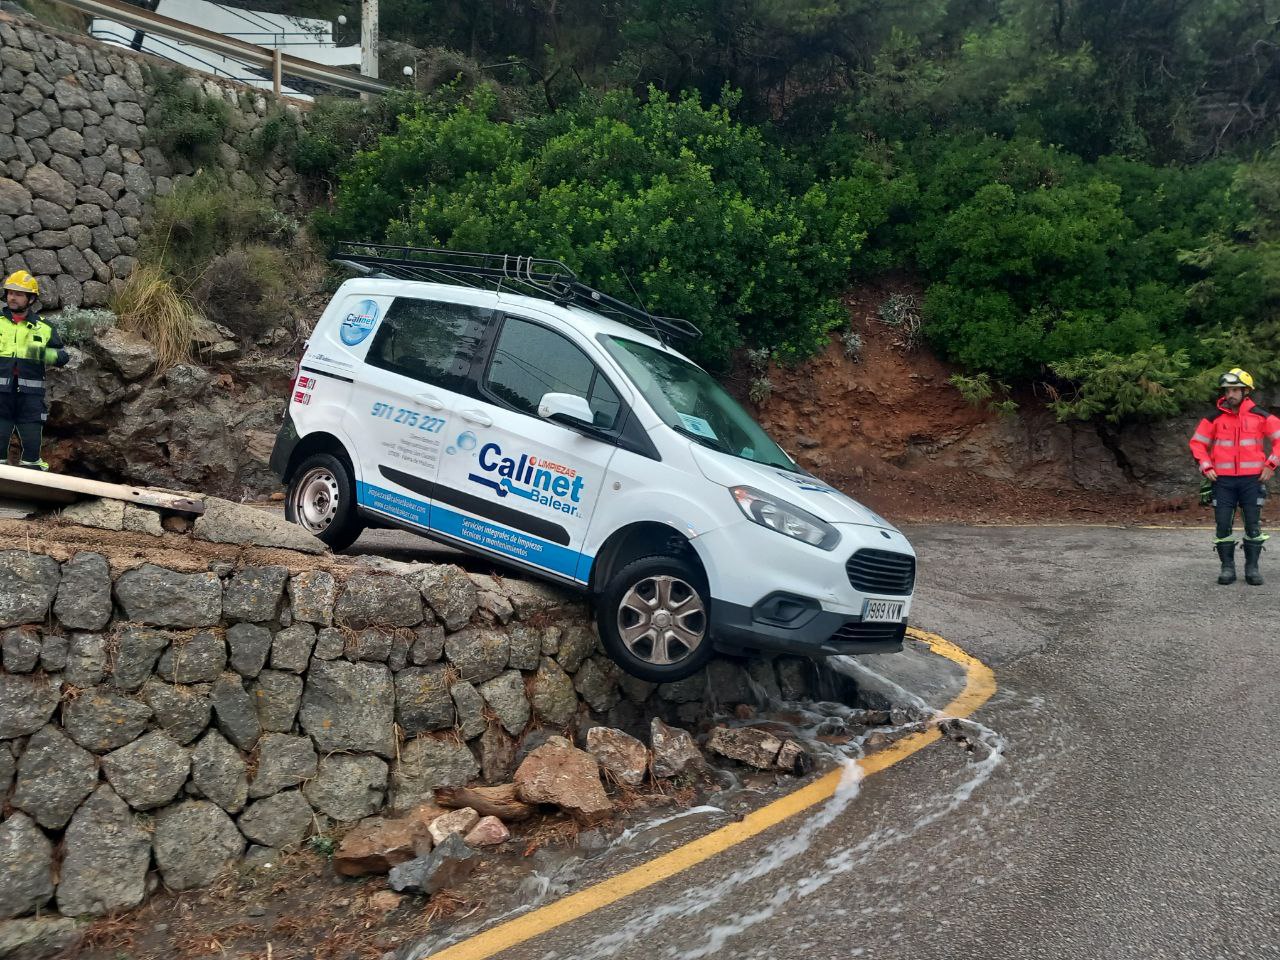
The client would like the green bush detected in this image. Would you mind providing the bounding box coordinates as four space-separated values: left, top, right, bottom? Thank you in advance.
249 109 301 166
143 175 297 288
322 87 890 366
146 68 232 164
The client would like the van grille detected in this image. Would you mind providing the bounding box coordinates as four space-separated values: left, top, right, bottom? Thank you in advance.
828 621 907 646
845 549 916 595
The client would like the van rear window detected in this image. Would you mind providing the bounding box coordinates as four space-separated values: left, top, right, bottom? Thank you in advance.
365 297 490 391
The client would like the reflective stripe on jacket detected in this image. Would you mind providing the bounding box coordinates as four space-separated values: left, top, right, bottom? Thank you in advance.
1189 397 1280 477
0 307 69 395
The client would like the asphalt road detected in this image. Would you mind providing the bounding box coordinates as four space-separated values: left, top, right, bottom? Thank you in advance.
393 524 1279 960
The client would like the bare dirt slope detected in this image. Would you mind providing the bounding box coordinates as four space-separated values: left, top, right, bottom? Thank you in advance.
730 281 1276 528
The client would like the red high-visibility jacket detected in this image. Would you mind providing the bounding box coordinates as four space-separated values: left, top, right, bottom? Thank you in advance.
1189 397 1280 476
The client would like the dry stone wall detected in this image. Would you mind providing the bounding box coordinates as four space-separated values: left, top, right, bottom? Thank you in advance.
0 546 839 922
0 15 304 310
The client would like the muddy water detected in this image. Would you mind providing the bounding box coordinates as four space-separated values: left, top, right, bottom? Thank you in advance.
404 651 1006 960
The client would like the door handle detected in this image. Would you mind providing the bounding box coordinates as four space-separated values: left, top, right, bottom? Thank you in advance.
459 409 492 427
414 394 446 410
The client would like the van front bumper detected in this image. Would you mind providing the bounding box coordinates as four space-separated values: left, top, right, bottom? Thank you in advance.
710 596 905 658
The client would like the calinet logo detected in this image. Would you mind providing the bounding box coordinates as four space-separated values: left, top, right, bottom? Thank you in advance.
340 298 380 346
468 442 584 515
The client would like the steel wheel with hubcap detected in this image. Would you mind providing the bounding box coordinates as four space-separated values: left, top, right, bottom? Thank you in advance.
284 451 364 551
598 554 714 682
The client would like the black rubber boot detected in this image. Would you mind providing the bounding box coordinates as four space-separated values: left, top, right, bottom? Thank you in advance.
1216 542 1237 585
1243 541 1264 586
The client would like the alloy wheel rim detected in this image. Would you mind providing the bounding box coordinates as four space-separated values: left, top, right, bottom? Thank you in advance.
617 574 706 665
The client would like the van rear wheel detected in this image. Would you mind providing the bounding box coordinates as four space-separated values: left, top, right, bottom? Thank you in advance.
285 452 364 551
597 555 714 682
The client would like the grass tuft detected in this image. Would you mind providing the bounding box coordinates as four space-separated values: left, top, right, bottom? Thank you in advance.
109 264 198 371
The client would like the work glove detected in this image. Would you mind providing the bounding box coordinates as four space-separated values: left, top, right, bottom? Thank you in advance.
1199 478 1214 507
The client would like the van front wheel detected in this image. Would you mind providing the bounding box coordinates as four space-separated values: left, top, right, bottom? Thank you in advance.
597 555 714 682
285 452 364 551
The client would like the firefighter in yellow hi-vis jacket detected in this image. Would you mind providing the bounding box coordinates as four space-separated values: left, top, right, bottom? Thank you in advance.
2 271 68 470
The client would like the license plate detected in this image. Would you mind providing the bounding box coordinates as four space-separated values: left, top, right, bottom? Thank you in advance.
862 599 904 623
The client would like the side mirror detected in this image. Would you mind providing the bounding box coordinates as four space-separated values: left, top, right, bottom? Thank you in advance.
538 392 594 426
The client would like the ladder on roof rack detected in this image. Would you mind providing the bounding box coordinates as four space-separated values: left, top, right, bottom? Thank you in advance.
331 241 702 345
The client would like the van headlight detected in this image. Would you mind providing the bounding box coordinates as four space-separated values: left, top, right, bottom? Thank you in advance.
729 486 841 550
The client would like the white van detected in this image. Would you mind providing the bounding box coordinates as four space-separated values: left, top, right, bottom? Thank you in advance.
271 245 916 681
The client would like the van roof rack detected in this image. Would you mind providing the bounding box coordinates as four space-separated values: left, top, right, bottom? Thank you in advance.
332 241 702 346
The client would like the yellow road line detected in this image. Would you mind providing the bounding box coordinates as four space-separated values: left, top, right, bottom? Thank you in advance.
424 628 996 960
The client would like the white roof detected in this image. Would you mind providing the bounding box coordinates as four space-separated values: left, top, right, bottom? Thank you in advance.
90 0 359 99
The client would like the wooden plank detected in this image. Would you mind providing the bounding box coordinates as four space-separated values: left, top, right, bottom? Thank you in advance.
0 465 206 515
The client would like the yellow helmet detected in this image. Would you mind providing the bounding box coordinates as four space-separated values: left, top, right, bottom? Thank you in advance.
3 270 39 296
1219 367 1255 390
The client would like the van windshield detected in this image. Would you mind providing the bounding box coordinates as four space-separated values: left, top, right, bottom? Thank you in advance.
601 336 798 472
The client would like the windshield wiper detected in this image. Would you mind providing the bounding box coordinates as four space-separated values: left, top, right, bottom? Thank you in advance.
669 422 733 454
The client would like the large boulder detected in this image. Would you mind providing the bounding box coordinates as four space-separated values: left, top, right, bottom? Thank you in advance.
251 669 302 732
270 623 315 673
223 566 288 622
479 670 530 737
287 570 335 625
237 790 313 849
226 622 273 678
413 565 478 631
574 656 621 713
443 628 508 684
390 736 480 812
114 564 222 628
650 719 704 779
1 627 41 673
0 813 54 920
299 660 395 758
586 726 648 787
0 917 84 960
210 673 261 750
62 687 152 753
142 680 211 745
100 730 191 810
247 733 316 799
193 498 325 553
190 729 248 814
387 834 478 895
334 574 423 629
0 551 60 628
155 631 227 683
555 624 596 674
153 801 245 891
332 802 447 877
109 627 171 692
12 725 99 829
450 680 486 740
394 665 455 735
529 657 577 727
507 624 542 672
0 674 60 740
62 632 107 688
303 754 388 822
53 552 112 634
56 785 151 917
514 736 613 823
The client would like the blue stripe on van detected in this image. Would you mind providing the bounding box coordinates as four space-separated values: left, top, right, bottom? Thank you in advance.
357 481 592 582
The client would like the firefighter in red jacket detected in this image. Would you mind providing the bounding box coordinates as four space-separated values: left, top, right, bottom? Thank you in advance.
1189 368 1280 586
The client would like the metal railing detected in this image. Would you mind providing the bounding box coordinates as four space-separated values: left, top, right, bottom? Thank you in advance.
44 0 391 96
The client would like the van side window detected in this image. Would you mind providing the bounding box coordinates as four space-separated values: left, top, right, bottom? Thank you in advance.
365 297 489 391
485 316 621 429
